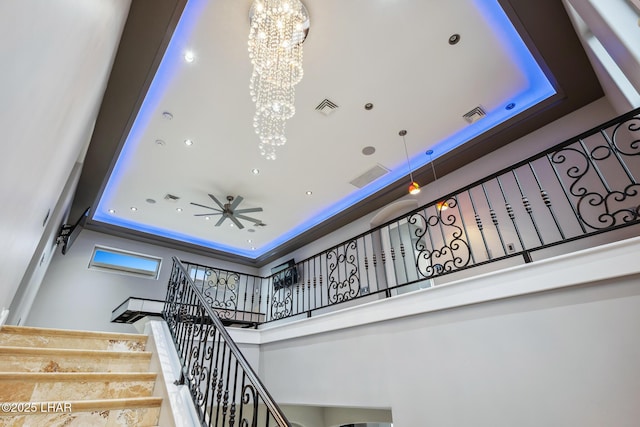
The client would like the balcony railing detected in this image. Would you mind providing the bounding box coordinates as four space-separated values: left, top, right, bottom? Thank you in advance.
163 257 290 427
173 107 640 324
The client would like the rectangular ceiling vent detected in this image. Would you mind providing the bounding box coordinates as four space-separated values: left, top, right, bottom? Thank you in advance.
350 164 390 188
315 98 339 116
463 106 487 124
164 193 180 203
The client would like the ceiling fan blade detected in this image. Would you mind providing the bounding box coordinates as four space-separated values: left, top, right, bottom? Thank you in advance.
190 202 222 212
214 215 227 227
194 213 223 217
208 194 225 210
229 215 244 229
235 214 262 224
230 195 244 211
235 207 263 214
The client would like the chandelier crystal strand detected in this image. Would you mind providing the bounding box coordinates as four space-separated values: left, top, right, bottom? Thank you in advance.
248 0 309 160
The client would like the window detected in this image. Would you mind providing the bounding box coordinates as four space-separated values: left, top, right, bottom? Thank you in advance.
89 246 162 279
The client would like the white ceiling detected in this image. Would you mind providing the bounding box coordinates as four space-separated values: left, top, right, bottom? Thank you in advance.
92 0 557 260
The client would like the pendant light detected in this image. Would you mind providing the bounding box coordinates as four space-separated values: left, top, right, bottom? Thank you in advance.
426 149 448 210
400 130 420 195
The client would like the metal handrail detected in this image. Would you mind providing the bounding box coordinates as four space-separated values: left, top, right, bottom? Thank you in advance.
163 257 290 427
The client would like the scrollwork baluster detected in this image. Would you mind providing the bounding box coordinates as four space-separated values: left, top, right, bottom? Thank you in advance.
327 240 360 303
550 134 640 230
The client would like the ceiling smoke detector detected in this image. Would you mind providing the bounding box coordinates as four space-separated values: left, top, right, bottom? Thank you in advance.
463 106 487 124
315 99 339 116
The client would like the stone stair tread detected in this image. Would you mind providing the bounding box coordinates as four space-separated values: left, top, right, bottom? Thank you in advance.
0 397 162 415
0 371 157 381
0 410 161 427
0 397 162 426
0 325 147 341
73 396 162 410
0 325 148 352
0 346 153 374
0 346 152 358
0 371 158 402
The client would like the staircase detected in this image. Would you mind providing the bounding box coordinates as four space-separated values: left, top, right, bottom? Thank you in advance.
0 325 162 426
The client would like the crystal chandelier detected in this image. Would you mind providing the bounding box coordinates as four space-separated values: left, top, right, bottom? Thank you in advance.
248 0 309 160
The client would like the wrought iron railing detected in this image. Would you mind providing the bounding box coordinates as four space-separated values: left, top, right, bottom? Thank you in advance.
170 107 640 325
180 260 265 327
163 257 290 427
265 107 640 320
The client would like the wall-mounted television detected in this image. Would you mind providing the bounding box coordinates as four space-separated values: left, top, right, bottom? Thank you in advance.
58 207 90 255
271 259 298 290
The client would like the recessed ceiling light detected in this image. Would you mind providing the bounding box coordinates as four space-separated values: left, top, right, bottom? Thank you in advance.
506 102 516 110
130 207 138 211
162 112 173 120
364 103 373 110
229 223 234 227
449 34 461 45
184 139 193 146
247 239 253 243
251 168 260 175
146 198 156 204
305 191 313 195
176 207 183 212
155 139 165 146
108 209 116 214
362 146 375 156
205 216 210 220
248 229 255 233
251 247 256 250
184 50 195 63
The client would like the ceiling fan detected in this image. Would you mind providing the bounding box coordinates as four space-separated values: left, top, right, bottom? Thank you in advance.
190 194 264 229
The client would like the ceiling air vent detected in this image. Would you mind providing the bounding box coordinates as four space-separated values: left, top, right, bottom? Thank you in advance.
315 99 339 116
463 106 487 124
350 164 390 188
164 194 180 203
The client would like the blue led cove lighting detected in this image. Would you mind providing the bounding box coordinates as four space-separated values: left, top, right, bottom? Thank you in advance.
95 0 556 260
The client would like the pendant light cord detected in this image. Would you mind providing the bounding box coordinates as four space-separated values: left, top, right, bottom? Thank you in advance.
400 130 415 182
428 150 438 181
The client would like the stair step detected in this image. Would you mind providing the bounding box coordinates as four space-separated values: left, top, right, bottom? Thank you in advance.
0 346 152 373
0 372 157 401
0 325 147 352
0 397 161 426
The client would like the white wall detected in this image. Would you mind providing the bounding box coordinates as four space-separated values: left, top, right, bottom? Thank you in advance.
7 163 84 326
562 0 640 112
25 229 260 333
278 405 392 427
257 238 640 426
0 0 131 318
